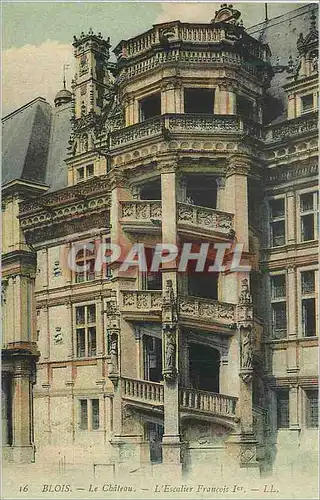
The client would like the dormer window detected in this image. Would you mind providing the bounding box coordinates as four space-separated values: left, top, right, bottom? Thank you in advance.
301 94 314 114
76 164 94 182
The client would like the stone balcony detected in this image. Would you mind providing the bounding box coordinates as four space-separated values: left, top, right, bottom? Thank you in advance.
110 113 262 150
120 290 236 331
121 376 238 423
179 295 236 331
119 200 234 239
120 290 162 321
265 111 318 143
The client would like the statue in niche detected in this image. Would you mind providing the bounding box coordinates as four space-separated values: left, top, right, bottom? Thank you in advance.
81 101 87 117
311 51 318 72
241 330 253 369
165 331 176 371
81 133 88 152
164 279 175 304
109 335 118 374
239 278 252 305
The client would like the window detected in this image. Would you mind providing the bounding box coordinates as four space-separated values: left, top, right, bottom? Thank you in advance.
269 198 285 247
75 243 95 283
301 94 314 114
79 399 100 430
270 274 287 340
301 270 316 337
271 274 286 300
76 164 94 183
184 88 214 114
277 390 289 429
139 93 161 121
236 95 255 120
76 304 96 358
300 192 318 242
306 390 318 428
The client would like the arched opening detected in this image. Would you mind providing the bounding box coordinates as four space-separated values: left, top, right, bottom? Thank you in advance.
188 343 220 393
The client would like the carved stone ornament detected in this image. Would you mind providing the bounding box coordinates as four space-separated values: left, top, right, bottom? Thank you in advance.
162 280 178 382
108 333 119 375
239 278 252 305
211 4 241 25
1 280 8 305
239 326 253 383
163 326 177 382
54 327 63 345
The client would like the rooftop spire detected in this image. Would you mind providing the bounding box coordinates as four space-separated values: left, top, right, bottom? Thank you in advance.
63 64 69 90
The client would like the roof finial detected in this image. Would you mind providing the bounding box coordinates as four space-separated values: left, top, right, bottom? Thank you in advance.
63 64 70 89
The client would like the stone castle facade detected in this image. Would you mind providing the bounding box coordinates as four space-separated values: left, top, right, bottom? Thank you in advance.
2 3 318 482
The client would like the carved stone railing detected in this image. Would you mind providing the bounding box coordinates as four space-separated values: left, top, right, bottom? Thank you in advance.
177 202 233 234
180 387 237 418
19 176 110 216
179 296 236 324
114 22 268 64
122 377 164 405
120 290 162 312
166 114 262 138
110 113 262 149
266 112 318 142
110 116 162 148
120 200 162 221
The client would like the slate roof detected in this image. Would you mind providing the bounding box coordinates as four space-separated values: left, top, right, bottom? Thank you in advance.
248 3 318 123
2 96 72 192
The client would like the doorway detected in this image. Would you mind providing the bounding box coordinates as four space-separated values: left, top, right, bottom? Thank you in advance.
189 343 220 393
146 422 164 463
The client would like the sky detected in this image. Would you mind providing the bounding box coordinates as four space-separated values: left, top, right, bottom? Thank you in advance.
2 1 311 116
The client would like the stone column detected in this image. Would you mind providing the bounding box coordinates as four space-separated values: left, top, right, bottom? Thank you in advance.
286 192 296 244
2 376 9 445
160 158 182 470
215 82 236 114
289 384 300 430
224 156 250 249
287 266 297 340
12 361 34 462
216 177 226 211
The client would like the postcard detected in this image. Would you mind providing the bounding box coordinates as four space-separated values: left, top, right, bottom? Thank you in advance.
1 1 319 499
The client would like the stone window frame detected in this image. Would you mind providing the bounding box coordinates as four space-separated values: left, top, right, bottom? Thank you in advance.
76 164 94 183
269 271 287 340
297 265 318 338
268 195 286 248
276 388 290 429
297 188 319 243
299 90 318 116
78 397 100 431
74 302 97 358
303 388 319 429
74 240 96 284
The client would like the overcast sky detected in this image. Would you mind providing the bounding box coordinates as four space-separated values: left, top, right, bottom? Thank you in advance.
2 1 312 116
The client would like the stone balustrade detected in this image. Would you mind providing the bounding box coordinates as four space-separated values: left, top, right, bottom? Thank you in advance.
110 116 162 148
110 114 262 149
120 200 162 221
179 295 236 324
266 112 318 142
177 202 233 234
180 387 237 417
114 22 268 63
122 377 164 405
120 290 162 312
